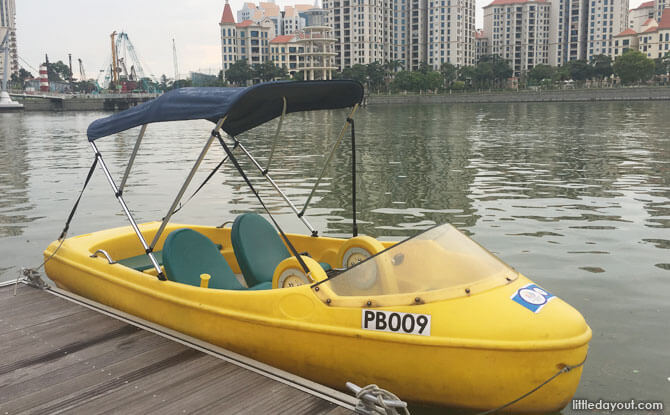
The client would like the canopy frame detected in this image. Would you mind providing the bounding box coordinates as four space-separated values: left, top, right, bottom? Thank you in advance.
119 124 147 194
149 117 227 251
90 140 165 279
84 82 363 281
300 104 359 218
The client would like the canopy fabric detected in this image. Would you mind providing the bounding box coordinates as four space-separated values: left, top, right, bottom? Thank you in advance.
86 80 364 141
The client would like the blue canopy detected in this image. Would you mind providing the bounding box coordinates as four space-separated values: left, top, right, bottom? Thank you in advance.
87 80 364 141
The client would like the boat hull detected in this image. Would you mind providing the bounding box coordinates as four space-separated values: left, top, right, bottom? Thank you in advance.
45 223 591 412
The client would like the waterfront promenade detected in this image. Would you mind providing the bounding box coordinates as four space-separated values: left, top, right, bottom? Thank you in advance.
367 86 670 105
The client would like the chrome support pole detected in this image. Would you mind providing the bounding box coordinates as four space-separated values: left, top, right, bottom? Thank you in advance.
119 124 147 193
150 117 226 250
299 104 359 217
236 141 317 235
90 141 165 280
265 97 286 172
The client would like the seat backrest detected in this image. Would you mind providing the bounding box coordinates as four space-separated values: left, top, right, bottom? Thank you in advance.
231 213 290 287
163 228 244 290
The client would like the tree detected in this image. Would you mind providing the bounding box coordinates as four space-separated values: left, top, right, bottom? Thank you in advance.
274 65 288 80
653 52 670 75
159 74 169 91
72 80 98 93
440 62 457 88
552 65 570 83
9 68 33 89
340 64 368 84
492 59 513 87
391 70 413 91
590 54 613 79
226 59 253 86
567 60 593 81
613 50 655 84
528 64 554 84
45 60 72 82
424 71 443 91
291 70 305 81
385 59 404 73
478 54 512 88
473 61 494 88
458 65 476 88
252 61 285 82
366 61 386 92
172 79 192 89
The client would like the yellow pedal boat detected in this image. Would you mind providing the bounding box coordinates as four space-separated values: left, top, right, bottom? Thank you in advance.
44 81 591 413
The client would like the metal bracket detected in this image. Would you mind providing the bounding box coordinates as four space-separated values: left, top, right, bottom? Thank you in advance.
90 249 116 264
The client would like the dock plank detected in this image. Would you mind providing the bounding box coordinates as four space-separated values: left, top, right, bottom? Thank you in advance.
0 312 128 365
0 284 355 414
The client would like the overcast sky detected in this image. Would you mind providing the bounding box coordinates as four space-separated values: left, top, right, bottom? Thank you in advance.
16 0 645 80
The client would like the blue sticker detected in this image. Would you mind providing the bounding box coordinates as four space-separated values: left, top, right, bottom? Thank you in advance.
511 284 555 313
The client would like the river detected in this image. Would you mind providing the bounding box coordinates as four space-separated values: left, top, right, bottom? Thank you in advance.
1 102 668 411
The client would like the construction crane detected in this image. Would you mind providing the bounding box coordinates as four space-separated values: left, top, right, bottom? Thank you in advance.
78 58 86 81
100 31 156 91
68 53 74 83
117 32 147 80
172 38 179 81
118 57 129 79
110 31 119 87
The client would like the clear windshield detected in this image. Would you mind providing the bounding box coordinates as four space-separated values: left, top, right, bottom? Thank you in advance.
312 224 518 307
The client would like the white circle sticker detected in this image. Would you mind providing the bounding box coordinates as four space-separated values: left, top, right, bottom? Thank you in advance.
519 288 547 305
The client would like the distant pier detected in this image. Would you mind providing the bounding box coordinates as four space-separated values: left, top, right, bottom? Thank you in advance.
0 281 356 414
9 92 159 112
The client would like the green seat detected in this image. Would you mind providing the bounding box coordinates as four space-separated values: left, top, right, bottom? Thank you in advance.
163 228 245 290
231 213 332 287
232 213 291 288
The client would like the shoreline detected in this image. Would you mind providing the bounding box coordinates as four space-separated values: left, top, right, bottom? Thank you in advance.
5 87 669 112
366 86 670 105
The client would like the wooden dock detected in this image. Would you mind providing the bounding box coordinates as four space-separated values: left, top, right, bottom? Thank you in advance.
0 281 357 414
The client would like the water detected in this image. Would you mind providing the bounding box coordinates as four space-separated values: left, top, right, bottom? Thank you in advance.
1 102 668 410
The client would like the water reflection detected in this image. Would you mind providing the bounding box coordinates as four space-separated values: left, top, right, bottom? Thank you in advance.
0 114 35 237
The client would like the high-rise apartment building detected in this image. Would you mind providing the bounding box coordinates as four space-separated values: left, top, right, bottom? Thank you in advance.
611 27 638 57
629 1 654 31
322 0 474 71
484 0 551 76
220 1 336 82
612 8 670 59
238 2 316 36
585 0 628 59
474 29 490 61
655 0 668 20
427 0 476 69
322 0 392 68
549 0 589 65
220 1 276 78
0 0 18 77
